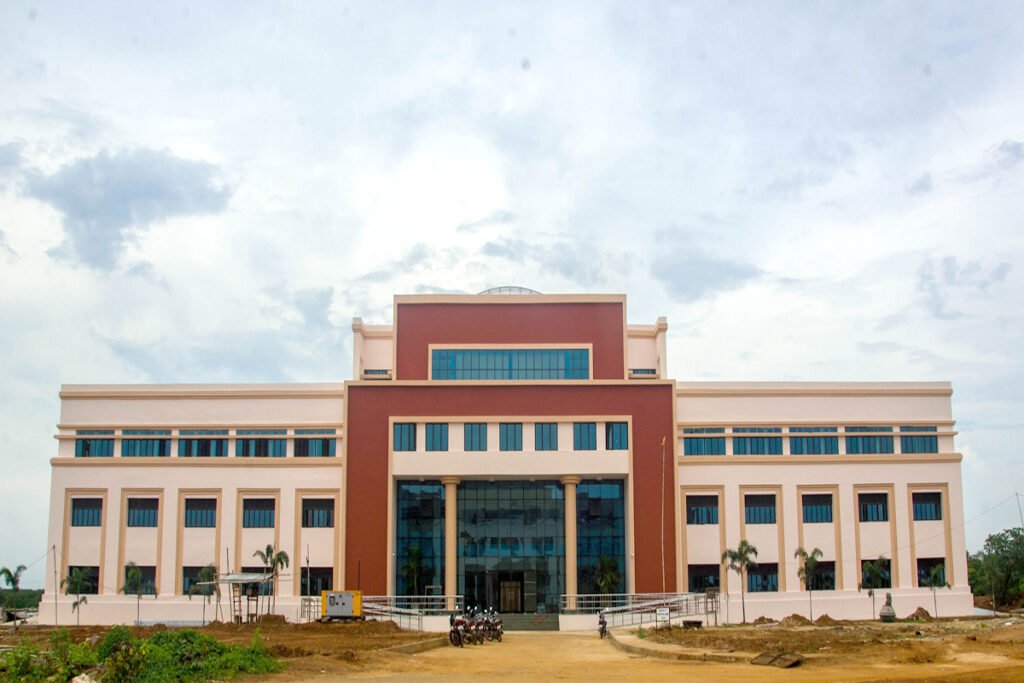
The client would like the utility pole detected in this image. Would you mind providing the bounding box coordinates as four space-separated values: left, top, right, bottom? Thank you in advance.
1016 492 1023 529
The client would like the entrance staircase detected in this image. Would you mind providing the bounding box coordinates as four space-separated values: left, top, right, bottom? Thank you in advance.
500 613 560 631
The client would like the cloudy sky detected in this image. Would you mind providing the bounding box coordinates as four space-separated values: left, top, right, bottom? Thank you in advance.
1 2 1022 588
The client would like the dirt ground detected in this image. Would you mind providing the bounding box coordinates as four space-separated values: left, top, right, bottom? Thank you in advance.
5 617 1024 682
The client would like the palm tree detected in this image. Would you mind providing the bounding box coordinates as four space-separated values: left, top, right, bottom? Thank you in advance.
794 546 824 621
921 563 951 619
187 564 219 625
859 555 889 619
123 561 155 625
400 545 424 596
594 555 623 598
253 544 289 614
1 564 27 633
721 540 758 623
61 567 92 626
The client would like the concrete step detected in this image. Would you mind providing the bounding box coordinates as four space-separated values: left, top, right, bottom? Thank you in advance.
499 613 560 631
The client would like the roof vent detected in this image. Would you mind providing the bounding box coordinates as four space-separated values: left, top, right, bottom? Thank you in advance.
478 286 541 295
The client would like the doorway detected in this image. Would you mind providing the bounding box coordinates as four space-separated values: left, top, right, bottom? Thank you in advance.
500 580 522 612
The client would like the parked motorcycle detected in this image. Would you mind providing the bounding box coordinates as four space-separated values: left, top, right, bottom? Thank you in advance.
449 610 465 647
486 607 503 642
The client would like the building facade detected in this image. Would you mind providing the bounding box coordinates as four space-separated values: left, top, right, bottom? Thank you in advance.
39 291 974 626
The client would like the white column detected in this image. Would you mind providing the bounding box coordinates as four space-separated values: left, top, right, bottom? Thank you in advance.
441 477 460 609
562 476 581 609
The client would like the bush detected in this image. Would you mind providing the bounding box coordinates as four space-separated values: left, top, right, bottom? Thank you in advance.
98 625 134 661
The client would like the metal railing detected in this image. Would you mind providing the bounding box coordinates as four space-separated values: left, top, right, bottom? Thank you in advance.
560 591 720 629
363 602 424 631
362 594 463 615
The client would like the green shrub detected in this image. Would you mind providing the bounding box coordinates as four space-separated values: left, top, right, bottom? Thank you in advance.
0 639 40 682
98 625 134 661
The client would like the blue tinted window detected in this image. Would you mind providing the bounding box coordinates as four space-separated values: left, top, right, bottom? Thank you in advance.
861 559 892 588
534 423 558 451
178 438 229 457
295 438 336 457
123 565 156 595
577 480 626 594
802 494 833 523
846 436 894 454
913 492 942 520
71 498 102 527
500 423 523 451
846 426 893 433
66 566 99 594
431 349 590 380
75 439 113 457
745 494 776 524
788 426 838 433
573 422 597 450
122 439 171 457
236 438 286 457
184 498 216 528
733 436 782 455
394 423 416 451
126 498 159 527
426 423 448 451
686 495 718 525
242 499 275 528
733 427 782 433
688 564 720 592
859 493 889 522
302 499 334 528
605 422 628 450
684 437 725 456
301 567 334 595
748 564 778 592
464 423 487 451
396 482 445 595
791 436 839 455
901 435 938 454
917 558 945 586
810 561 836 591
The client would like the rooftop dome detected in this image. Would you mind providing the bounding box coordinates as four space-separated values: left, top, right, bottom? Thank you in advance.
478 286 541 295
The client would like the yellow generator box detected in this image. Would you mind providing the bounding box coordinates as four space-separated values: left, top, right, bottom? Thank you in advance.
321 590 363 619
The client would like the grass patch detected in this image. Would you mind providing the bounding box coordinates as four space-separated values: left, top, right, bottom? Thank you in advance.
0 627 281 682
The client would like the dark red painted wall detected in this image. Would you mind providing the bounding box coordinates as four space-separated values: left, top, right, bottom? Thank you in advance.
344 382 676 595
394 302 626 380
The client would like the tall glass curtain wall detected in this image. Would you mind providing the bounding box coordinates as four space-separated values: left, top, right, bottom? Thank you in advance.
576 481 626 595
458 481 565 613
395 483 445 596
432 349 590 380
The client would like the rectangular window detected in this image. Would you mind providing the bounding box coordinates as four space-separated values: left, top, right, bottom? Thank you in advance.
431 348 590 380
65 566 99 595
182 566 206 594
75 438 114 457
913 492 942 521
393 423 416 452
71 498 102 527
499 423 523 451
845 435 894 454
126 498 159 527
683 437 726 456
241 565 274 596
917 557 946 586
302 499 335 528
573 422 597 450
861 558 892 588
184 498 216 528
748 563 779 592
123 565 157 595
534 423 558 451
733 436 783 455
295 438 336 457
687 564 721 593
744 494 776 525
605 422 628 450
686 495 719 525
300 567 334 596
242 499 275 528
858 493 889 522
236 438 286 457
802 494 833 524
426 423 448 451
464 423 487 451
790 436 839 455
901 426 938 454
122 438 171 457
178 439 229 457
809 561 836 591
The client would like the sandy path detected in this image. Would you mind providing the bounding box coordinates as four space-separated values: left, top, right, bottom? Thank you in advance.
296 631 1024 682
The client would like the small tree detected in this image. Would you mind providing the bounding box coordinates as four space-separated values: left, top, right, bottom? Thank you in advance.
721 540 758 623
794 546 824 621
400 545 424 596
1 564 27 633
61 567 92 626
921 563 951 619
253 544 289 614
594 555 622 599
187 564 219 625
123 561 155 625
859 555 889 619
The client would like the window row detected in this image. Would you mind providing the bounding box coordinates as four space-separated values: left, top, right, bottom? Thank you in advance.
684 490 944 526
73 435 337 458
431 348 590 381
682 425 940 456
70 497 336 529
687 558 944 593
64 565 337 596
394 421 628 452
